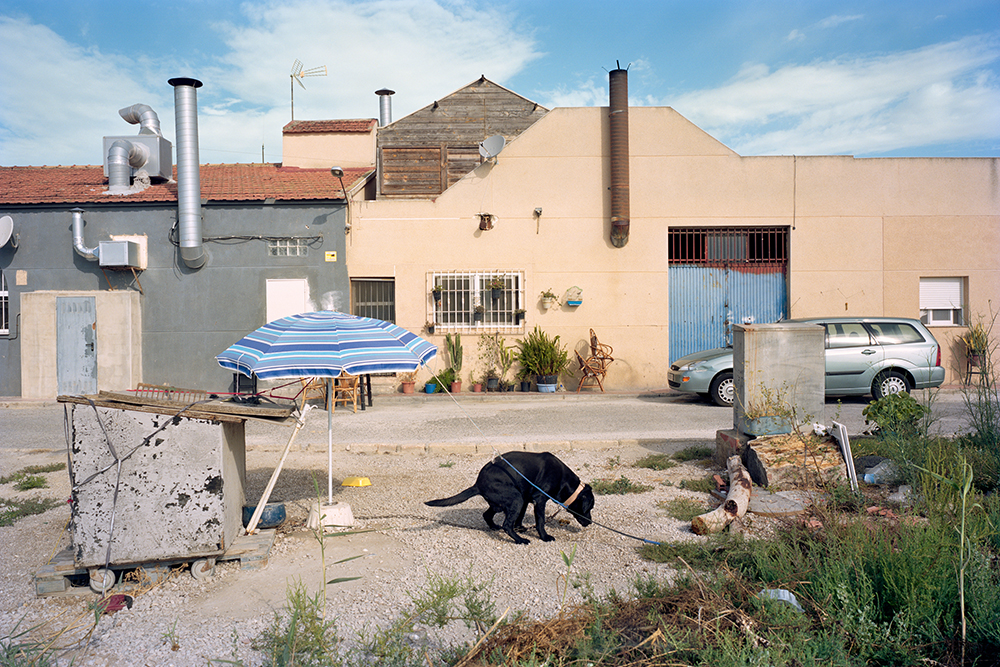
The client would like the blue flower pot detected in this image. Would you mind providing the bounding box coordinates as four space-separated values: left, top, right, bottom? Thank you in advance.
425 383 437 394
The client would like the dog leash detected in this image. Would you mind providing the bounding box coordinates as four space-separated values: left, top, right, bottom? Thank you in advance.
493 451 664 547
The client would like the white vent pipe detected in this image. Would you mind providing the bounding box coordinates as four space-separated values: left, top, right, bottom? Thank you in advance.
169 77 207 269
71 208 99 261
118 104 163 136
107 139 150 192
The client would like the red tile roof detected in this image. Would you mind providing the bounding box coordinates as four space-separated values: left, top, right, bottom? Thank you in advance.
0 164 373 205
282 119 377 134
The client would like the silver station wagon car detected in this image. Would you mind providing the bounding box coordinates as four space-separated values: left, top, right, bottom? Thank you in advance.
668 317 945 407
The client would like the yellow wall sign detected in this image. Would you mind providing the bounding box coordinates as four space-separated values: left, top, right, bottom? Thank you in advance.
324 251 337 262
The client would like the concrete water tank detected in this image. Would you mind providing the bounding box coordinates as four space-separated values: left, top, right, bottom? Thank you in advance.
733 322 825 436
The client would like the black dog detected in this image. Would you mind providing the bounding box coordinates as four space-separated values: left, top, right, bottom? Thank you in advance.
425 451 594 544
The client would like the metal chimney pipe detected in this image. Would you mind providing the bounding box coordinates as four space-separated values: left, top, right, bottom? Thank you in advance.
608 66 630 248
71 208 99 261
118 104 163 136
169 77 207 269
375 88 395 126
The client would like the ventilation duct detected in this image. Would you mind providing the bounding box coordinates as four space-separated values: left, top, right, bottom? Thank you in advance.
376 88 395 126
102 103 172 183
608 65 630 248
169 77 207 269
71 208 99 262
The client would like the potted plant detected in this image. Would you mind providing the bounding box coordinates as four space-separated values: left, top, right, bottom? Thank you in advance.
516 325 569 392
445 333 463 392
740 384 794 436
473 304 485 322
398 370 418 394
962 321 989 367
514 308 526 325
426 321 437 335
471 373 483 393
487 276 505 301
539 289 559 310
431 284 443 304
484 368 500 392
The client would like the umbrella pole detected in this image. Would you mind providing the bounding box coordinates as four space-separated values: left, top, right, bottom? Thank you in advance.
328 378 334 504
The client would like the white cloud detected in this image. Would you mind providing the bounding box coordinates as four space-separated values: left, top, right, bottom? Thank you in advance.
669 36 1000 155
0 1 541 166
816 14 864 29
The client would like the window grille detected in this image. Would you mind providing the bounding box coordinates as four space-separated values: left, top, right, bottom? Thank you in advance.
0 271 7 335
669 227 788 265
352 279 395 322
267 238 310 257
430 270 523 329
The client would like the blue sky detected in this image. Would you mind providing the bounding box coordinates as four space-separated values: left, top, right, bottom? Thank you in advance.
1 0 998 167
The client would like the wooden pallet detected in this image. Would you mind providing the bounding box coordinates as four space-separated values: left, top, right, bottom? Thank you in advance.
34 530 276 597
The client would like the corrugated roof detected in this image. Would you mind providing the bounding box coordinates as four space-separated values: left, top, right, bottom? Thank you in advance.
0 164 373 206
282 119 377 134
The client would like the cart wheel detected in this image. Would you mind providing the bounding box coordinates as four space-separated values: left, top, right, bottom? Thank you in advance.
191 558 216 581
89 568 116 594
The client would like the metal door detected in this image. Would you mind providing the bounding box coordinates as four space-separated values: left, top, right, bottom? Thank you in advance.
668 228 788 363
57 296 97 395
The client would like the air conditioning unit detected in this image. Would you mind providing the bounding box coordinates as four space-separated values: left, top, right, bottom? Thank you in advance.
102 135 173 181
99 240 141 268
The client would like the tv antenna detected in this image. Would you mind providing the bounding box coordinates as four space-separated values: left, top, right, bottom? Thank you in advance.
290 59 327 121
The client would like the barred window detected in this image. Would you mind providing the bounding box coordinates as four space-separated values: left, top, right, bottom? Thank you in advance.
352 279 395 322
431 271 523 329
267 238 310 257
0 271 7 335
669 227 788 265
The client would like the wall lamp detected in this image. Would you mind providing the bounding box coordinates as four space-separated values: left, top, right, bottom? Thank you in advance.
331 167 350 233
478 213 495 231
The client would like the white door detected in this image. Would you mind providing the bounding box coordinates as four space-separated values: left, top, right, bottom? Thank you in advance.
266 279 310 324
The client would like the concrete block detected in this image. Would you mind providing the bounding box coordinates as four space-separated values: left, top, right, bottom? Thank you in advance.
68 404 245 567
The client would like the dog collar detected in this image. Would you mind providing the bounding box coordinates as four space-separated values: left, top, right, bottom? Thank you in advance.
563 482 585 507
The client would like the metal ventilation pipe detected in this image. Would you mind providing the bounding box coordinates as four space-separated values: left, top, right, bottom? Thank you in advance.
169 77 207 269
71 208 99 261
375 88 395 126
609 65 630 248
107 139 150 192
118 103 163 136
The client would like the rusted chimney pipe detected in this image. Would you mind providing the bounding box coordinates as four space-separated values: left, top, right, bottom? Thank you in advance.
609 65 630 248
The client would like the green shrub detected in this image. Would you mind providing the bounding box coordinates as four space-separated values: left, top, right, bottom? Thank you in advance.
672 445 715 462
862 392 928 437
253 579 340 667
634 454 676 470
591 476 653 495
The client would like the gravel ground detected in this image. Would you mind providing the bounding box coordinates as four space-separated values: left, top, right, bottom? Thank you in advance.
0 438 742 666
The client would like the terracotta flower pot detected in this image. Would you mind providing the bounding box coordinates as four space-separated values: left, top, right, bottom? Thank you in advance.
472 383 483 392
450 381 462 393
401 381 415 394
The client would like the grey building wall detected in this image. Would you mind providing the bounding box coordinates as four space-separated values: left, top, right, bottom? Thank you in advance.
0 201 348 397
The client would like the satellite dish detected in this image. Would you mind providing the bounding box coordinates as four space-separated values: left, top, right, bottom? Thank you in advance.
479 134 506 160
0 216 13 247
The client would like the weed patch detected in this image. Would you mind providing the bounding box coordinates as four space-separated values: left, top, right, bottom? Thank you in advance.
633 453 676 470
0 463 65 485
657 498 707 521
0 497 63 527
678 477 715 493
672 445 714 462
591 476 653 495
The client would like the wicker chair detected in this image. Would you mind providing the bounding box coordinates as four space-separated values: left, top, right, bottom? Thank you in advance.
332 372 360 413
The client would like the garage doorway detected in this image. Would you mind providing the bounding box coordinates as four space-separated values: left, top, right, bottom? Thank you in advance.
668 227 789 363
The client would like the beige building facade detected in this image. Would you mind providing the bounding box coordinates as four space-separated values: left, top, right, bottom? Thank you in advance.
312 100 998 391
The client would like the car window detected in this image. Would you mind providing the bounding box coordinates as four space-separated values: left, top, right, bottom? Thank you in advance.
868 321 925 345
825 322 873 348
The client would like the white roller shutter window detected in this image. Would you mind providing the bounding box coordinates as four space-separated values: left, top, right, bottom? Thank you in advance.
919 277 964 325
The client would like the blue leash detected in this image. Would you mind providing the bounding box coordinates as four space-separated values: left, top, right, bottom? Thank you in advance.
495 453 664 547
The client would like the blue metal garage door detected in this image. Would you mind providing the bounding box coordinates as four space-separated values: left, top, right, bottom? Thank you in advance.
668 228 788 363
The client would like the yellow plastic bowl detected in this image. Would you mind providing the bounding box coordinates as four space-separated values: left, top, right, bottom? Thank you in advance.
341 476 371 487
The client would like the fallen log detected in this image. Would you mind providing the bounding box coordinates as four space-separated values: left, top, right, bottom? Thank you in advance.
691 455 752 535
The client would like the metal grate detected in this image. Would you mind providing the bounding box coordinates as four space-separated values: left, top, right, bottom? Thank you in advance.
352 279 395 323
669 227 788 265
431 270 523 330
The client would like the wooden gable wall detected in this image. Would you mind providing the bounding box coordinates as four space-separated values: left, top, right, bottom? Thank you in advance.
377 77 548 197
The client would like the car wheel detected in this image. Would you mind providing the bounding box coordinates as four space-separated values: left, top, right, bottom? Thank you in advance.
872 370 911 400
709 372 734 407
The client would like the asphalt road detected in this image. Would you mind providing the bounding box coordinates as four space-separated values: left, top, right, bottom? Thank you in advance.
0 388 975 455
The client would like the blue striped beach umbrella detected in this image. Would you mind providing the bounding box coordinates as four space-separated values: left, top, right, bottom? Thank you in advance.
216 311 437 509
216 310 437 379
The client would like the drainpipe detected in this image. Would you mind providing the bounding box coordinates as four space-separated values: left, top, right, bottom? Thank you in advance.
169 77 207 269
609 65 630 248
118 103 163 136
71 208 99 262
375 88 395 126
107 139 150 192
